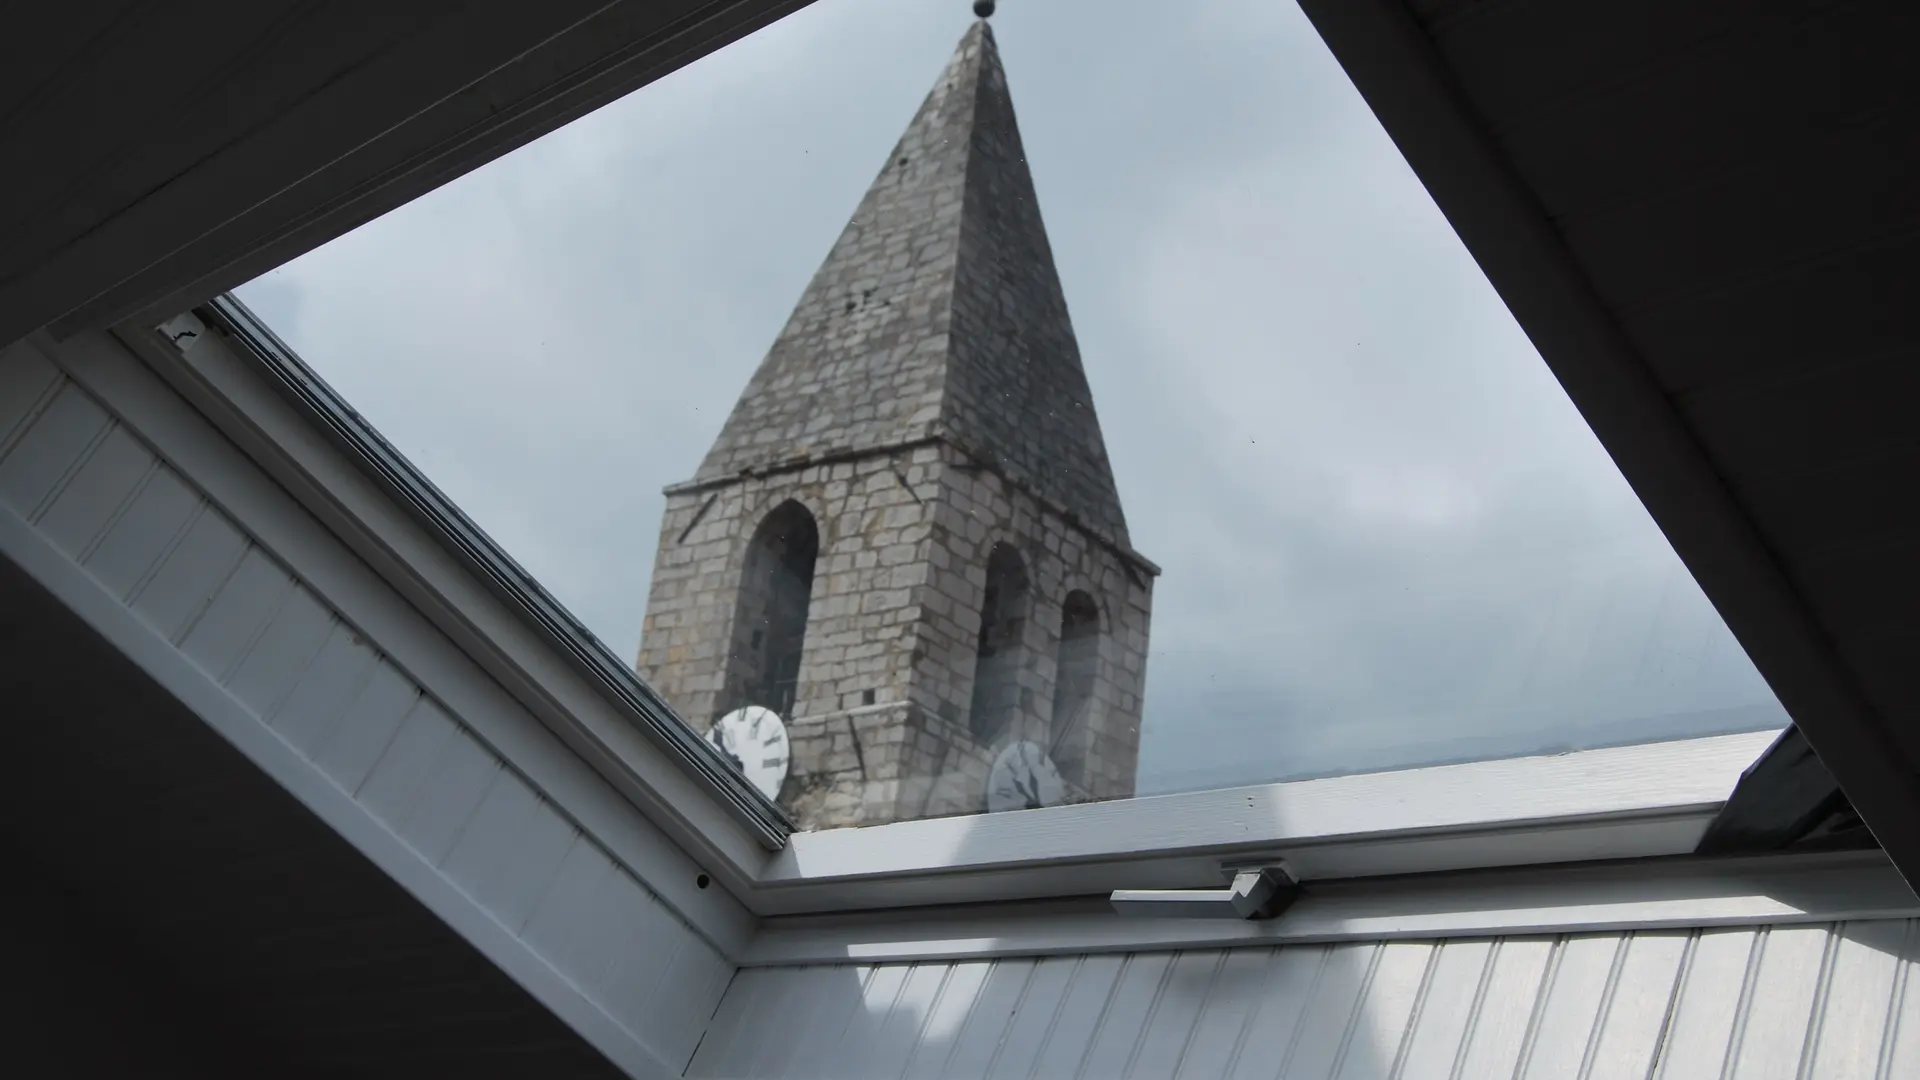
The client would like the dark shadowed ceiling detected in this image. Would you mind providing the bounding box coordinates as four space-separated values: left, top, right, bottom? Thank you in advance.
0 551 626 1077
1301 0 1920 881
0 0 818 349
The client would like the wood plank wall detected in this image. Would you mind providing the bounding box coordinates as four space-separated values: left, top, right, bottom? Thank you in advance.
0 336 735 1075
694 919 1920 1079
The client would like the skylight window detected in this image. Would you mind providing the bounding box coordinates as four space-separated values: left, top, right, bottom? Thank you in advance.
233 0 1785 835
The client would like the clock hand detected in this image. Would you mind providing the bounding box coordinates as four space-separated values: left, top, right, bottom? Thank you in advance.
713 725 744 772
1013 759 1042 810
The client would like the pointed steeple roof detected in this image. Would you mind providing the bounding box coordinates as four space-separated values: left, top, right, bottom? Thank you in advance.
692 20 1132 545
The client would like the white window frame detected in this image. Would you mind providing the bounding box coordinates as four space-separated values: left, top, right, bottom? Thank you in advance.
754 728 1779 915
745 848 1915 965
113 303 1796 929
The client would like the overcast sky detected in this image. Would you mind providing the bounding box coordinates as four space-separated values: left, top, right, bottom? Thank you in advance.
235 0 1784 796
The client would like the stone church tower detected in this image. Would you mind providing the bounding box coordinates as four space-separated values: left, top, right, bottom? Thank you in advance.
636 18 1157 831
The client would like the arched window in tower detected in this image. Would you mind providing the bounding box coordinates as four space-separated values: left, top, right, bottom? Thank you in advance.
968 543 1032 745
724 501 819 720
1049 590 1102 783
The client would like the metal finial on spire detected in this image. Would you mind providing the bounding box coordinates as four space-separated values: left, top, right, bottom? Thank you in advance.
973 0 995 18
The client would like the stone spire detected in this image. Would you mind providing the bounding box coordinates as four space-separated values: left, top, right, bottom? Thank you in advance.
691 19 1131 545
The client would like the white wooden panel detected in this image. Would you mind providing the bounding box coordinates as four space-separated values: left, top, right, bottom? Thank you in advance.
863 962 953 1076
1805 920 1910 1079
593 866 699 1036
2 342 738 1077
836 963 914 1066
1586 932 1689 1080
782 966 875 1075
82 466 199 600
177 545 294 676
1454 937 1554 1078
1021 954 1127 1078
267 620 378 753
441 773 578 929
1883 925 1920 1077
355 696 461 822
307 656 419 786
1340 940 1432 1079
1075 951 1176 1078
1286 942 1381 1079
715 968 794 1077
1396 939 1493 1080
901 959 995 1080
693 964 799 1080
1226 945 1327 1080
1650 927 1756 1080
0 380 102 515
778 966 874 1077
1175 948 1281 1079
640 930 736 1070
1519 934 1622 1079
1126 950 1224 1080
126 503 246 639
526 843 737 1067
694 920 1920 1079
983 953 1075 1068
928 957 1033 1080
1727 925 1833 1080
117 317 779 881
1 497 683 1079
784 966 879 1077
396 726 503 865
523 837 621 978
0 380 109 516
35 424 153 557
58 326 752 951
223 583 335 718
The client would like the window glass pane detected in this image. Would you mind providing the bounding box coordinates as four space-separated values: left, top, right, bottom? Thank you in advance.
235 0 1786 832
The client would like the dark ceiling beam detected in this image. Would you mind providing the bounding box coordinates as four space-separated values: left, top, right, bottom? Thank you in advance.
0 0 817 349
1294 0 1920 888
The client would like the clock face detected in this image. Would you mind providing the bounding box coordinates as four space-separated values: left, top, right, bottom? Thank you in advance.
707 705 790 801
986 740 1066 813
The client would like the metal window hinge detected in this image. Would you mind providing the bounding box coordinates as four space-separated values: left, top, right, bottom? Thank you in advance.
1109 862 1301 921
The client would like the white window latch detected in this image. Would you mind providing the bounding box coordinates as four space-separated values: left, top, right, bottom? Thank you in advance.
1109 862 1300 921
157 311 208 352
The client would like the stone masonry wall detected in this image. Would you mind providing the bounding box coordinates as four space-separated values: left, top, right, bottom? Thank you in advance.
637 441 1152 831
918 445 1152 806
640 445 946 830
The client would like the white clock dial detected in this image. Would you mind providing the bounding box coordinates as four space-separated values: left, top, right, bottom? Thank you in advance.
986 740 1065 813
707 705 790 801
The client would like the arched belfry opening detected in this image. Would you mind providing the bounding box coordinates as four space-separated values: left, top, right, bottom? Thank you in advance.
1049 590 1102 781
724 501 819 720
969 543 1031 744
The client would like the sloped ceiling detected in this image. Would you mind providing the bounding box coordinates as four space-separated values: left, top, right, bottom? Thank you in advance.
0 550 624 1077
0 0 818 349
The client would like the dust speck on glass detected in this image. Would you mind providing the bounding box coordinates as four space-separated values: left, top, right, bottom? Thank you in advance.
235 0 1786 833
